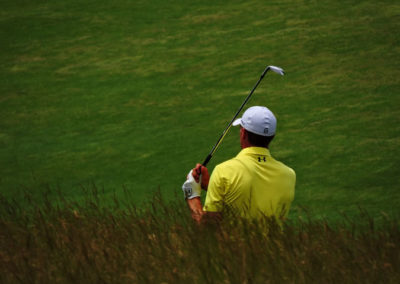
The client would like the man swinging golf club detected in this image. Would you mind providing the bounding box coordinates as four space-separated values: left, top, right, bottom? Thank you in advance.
182 105 296 224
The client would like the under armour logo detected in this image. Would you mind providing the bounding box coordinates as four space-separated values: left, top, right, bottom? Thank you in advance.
184 186 192 198
258 156 266 162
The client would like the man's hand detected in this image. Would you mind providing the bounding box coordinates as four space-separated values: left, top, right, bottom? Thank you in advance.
192 164 210 190
182 166 220 224
182 170 202 200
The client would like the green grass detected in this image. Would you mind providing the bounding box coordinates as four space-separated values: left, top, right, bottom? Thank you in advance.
0 0 399 220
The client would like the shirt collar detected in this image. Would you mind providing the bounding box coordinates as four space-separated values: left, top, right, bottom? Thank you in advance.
237 147 271 158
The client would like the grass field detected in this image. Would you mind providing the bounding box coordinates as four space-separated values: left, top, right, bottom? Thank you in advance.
1 0 399 222
1 1 400 282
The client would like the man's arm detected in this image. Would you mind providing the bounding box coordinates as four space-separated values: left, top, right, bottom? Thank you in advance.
186 197 204 222
183 164 221 223
186 197 221 223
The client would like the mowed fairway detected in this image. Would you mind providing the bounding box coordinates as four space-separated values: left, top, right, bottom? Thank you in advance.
0 0 399 220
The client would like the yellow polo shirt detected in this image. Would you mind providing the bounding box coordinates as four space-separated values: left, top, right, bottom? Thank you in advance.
203 147 296 220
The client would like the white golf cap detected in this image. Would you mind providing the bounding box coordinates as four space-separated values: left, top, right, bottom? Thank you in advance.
232 106 277 136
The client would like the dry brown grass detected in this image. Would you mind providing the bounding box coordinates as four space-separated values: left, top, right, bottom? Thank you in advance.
0 190 399 283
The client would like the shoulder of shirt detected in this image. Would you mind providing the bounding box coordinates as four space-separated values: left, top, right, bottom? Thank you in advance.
272 158 296 177
214 151 296 178
214 156 247 172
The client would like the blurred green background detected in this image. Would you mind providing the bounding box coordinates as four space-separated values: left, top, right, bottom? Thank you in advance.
1 0 399 220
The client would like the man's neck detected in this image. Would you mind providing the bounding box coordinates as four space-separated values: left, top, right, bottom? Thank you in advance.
241 144 269 150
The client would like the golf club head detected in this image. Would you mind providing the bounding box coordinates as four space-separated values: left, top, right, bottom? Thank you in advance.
268 65 285 76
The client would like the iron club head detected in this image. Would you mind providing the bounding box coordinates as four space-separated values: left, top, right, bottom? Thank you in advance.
268 65 285 76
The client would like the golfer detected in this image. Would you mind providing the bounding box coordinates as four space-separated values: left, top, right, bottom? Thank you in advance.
182 106 296 223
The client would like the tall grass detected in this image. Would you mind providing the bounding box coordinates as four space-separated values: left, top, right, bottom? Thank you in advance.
0 189 398 283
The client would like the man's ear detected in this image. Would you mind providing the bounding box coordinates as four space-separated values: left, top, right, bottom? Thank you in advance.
240 127 252 149
240 127 247 140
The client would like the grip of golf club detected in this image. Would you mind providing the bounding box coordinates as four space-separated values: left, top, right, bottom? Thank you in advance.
196 167 206 192
202 154 212 167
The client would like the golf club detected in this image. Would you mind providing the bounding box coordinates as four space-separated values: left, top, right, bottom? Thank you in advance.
202 65 285 167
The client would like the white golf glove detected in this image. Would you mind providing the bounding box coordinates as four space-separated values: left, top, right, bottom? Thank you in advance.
182 170 202 200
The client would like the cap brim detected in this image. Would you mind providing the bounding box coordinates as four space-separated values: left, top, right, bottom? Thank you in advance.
232 118 242 126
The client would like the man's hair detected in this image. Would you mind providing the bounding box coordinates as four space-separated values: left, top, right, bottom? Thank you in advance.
246 130 275 148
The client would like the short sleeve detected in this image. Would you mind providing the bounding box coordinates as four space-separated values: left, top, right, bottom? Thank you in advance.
203 165 226 212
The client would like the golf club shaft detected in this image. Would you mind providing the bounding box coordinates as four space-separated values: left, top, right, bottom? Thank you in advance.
202 65 273 167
